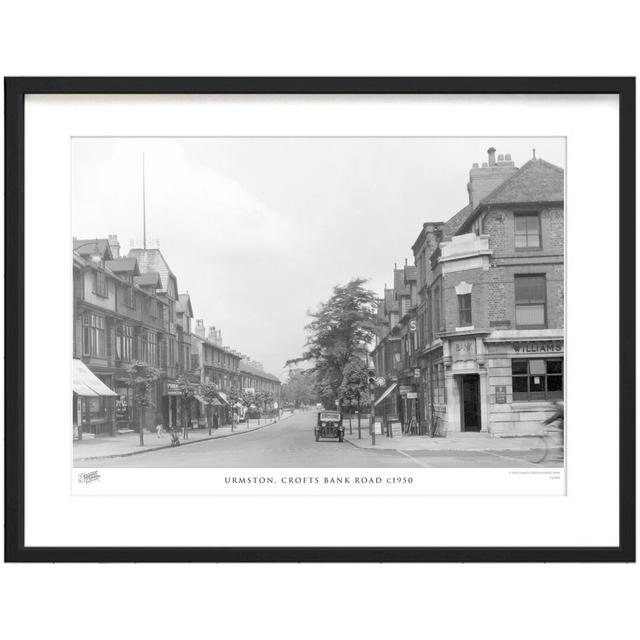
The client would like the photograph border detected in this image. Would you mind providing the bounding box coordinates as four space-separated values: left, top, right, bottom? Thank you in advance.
4 76 635 562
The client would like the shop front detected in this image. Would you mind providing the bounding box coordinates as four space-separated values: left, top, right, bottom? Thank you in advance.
72 359 117 438
484 334 564 436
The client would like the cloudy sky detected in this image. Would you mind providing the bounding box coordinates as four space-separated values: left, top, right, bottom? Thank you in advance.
72 137 565 378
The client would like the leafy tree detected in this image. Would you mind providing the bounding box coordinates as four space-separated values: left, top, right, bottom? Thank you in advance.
176 374 198 439
338 357 369 413
282 368 318 408
286 278 380 407
199 381 219 435
126 361 162 446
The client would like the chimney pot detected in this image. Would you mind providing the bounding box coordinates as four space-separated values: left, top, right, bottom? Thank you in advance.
487 147 496 166
497 154 504 161
505 153 512 161
472 162 479 168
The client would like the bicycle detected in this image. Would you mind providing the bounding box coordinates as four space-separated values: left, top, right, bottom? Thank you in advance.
524 424 564 464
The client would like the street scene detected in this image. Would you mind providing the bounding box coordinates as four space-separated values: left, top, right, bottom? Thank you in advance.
72 138 565 469
75 408 562 468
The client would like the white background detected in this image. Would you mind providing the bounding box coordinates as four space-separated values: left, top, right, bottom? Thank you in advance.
1 2 638 640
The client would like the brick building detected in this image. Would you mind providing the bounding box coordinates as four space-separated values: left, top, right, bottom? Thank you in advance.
373 148 564 436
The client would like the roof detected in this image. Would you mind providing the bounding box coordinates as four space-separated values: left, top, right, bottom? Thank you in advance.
457 158 564 233
127 248 177 296
383 288 399 313
105 258 140 275
239 360 281 383
442 203 472 239
73 238 113 260
177 294 194 317
403 264 417 283
393 268 409 296
134 272 162 288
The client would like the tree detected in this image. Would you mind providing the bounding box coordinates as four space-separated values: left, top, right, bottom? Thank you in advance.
338 357 369 413
176 374 198 439
199 381 219 435
286 278 380 407
126 361 162 446
282 368 318 408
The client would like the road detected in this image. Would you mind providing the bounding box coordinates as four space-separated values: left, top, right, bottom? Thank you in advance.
84 410 562 468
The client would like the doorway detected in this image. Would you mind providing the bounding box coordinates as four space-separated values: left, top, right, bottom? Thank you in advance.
461 374 481 432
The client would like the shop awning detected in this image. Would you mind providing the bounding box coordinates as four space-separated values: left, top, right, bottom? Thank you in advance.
72 359 117 397
374 382 397 407
216 391 230 406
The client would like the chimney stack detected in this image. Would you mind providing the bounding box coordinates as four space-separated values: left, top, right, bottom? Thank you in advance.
195 319 205 339
107 234 120 259
467 147 518 210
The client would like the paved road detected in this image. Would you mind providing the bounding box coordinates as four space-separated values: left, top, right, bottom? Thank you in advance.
82 411 561 468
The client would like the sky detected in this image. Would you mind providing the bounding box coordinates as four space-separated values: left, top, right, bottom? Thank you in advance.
72 137 565 379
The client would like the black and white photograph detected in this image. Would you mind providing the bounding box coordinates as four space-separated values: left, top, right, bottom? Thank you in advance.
71 137 565 471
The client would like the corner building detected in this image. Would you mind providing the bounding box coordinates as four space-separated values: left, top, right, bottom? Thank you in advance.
411 148 564 436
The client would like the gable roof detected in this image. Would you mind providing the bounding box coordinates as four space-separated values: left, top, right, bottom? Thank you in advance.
105 258 140 275
127 248 178 296
73 238 113 260
134 272 162 288
457 158 564 234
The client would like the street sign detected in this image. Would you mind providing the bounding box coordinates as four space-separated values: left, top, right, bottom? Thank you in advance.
375 376 386 387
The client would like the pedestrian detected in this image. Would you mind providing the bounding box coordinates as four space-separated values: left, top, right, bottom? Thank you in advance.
155 417 163 438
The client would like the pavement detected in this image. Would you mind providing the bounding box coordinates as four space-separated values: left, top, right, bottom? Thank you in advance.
74 410 563 468
73 412 293 461
344 429 563 452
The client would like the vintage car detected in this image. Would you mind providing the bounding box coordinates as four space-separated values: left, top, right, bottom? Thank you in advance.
315 411 344 442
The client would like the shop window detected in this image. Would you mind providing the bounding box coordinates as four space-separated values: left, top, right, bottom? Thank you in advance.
116 323 134 362
515 275 546 328
515 213 541 249
512 358 563 401
458 293 472 327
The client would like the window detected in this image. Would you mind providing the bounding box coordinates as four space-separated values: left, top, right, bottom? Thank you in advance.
124 285 135 309
141 330 158 365
116 324 134 362
458 293 472 326
93 270 107 297
82 313 106 357
512 358 563 401
515 213 541 249
515 275 546 328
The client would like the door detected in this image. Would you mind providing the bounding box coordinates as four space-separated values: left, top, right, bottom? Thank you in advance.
461 375 481 432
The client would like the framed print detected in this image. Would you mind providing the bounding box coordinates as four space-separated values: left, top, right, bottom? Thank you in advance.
4 77 635 562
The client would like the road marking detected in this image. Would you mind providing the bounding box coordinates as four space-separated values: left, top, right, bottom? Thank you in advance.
396 450 430 468
482 450 538 466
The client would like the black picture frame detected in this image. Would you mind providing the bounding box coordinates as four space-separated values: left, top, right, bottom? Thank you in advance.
4 77 636 563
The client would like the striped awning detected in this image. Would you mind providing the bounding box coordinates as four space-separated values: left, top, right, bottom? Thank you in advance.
216 391 230 406
72 359 117 397
374 382 397 407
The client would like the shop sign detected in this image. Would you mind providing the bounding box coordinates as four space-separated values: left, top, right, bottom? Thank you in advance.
399 385 413 395
512 341 562 354
413 368 421 378
167 382 182 396
495 385 507 404
406 392 418 399
452 339 476 360
409 319 417 332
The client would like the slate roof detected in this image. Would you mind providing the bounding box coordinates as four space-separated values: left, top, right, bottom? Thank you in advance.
127 248 177 295
73 238 112 259
403 264 417 283
442 203 472 239
239 360 281 383
457 158 564 234
393 268 410 296
134 272 162 287
105 258 139 274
